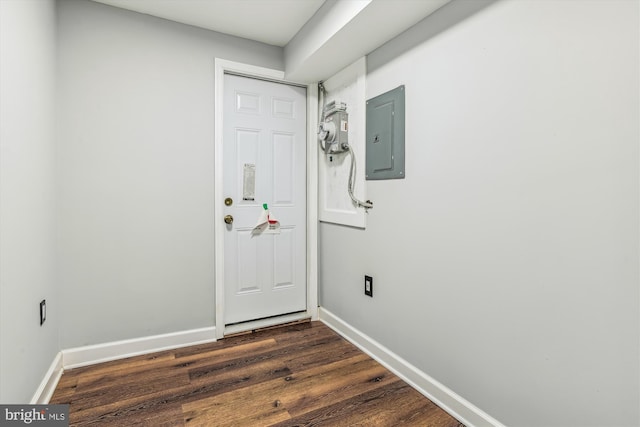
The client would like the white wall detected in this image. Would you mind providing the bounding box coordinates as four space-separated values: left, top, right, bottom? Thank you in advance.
319 1 639 426
0 0 59 403
57 0 284 348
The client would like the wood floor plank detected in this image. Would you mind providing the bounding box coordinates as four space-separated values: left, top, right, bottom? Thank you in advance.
58 338 283 421
182 352 370 411
278 357 393 417
181 354 382 424
186 333 345 384
121 403 185 427
173 321 320 359
271 379 462 427
50 374 78 404
183 398 291 427
66 351 176 378
68 329 349 421
76 338 279 390
66 339 309 423
172 338 280 367
70 369 191 415
51 321 463 427
69 402 185 426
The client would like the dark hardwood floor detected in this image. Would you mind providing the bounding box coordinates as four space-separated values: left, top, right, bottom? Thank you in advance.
51 321 464 426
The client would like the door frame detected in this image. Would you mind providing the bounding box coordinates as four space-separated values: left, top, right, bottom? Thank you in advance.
214 58 318 339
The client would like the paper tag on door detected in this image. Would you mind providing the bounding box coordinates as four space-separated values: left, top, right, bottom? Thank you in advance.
252 206 280 235
264 218 280 234
243 163 255 201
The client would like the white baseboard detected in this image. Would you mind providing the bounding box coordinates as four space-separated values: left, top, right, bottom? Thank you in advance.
318 308 505 427
30 352 63 404
62 326 217 370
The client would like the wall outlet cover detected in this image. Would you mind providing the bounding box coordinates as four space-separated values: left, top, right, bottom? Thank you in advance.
364 275 373 297
40 299 46 325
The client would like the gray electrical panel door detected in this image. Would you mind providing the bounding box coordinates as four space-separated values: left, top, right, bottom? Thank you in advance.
366 85 405 180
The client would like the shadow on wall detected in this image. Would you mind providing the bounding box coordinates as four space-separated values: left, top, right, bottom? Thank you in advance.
367 0 500 72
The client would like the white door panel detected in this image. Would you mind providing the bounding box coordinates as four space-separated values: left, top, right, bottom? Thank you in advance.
223 74 306 325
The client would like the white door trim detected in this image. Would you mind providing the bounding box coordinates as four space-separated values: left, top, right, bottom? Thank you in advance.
214 58 318 339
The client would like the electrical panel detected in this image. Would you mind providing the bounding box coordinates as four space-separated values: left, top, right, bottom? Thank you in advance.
365 85 405 180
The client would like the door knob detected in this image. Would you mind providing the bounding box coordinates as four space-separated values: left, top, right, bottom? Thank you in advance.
224 215 234 225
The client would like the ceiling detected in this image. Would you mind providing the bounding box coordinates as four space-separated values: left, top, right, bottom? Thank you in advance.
89 0 452 82
91 0 327 47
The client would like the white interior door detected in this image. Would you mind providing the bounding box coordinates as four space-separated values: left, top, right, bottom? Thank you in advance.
223 74 307 325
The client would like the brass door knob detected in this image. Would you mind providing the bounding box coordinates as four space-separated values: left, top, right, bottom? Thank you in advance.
224 215 234 225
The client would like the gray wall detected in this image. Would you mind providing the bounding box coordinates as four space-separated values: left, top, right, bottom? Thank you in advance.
0 0 59 403
57 0 283 348
319 1 639 426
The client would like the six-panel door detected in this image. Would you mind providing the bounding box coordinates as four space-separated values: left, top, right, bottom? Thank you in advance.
223 74 307 325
